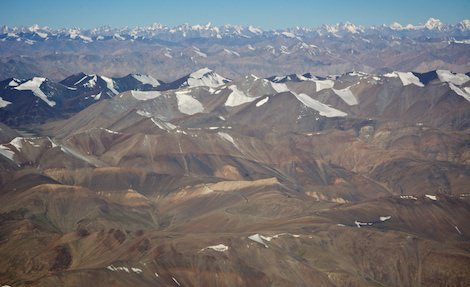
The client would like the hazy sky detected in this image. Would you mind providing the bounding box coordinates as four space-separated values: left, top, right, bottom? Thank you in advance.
3 0 469 29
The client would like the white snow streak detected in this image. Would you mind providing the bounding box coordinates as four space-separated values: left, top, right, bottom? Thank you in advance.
101 76 119 94
202 244 229 252
223 48 240 57
449 83 470 102
256 97 269 107
294 93 347 117
14 77 56 107
172 277 181 286
217 132 239 150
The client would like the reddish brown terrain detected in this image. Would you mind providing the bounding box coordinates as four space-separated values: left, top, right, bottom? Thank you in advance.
0 68 470 286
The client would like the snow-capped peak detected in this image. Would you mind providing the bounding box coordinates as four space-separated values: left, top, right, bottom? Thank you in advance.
14 77 56 107
342 22 362 34
132 74 161 87
425 18 444 30
248 25 263 34
28 24 40 32
187 68 230 88
458 19 470 31
190 67 213 79
390 22 404 30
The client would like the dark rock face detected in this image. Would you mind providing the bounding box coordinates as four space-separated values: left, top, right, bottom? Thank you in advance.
50 246 72 272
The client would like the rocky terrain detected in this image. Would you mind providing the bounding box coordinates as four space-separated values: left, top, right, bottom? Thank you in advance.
0 66 469 286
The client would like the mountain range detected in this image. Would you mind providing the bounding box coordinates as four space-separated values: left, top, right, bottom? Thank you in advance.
0 65 469 286
1 18 470 81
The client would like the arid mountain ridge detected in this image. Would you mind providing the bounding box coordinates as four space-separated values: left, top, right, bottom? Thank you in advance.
0 65 470 286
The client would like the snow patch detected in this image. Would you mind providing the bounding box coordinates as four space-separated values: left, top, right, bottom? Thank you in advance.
281 31 296 38
74 75 89 86
78 35 92 42
223 48 240 57
314 80 335 92
189 67 210 78
202 244 229 252
172 277 181 286
8 79 18 87
106 265 142 274
383 72 398 78
132 74 161 87
14 77 56 107
193 50 207 57
176 92 204 115
256 97 269 107
248 234 268 248
48 137 58 148
380 216 391 222
449 83 470 102
131 90 161 101
333 87 358 105
248 25 263 34
187 68 228 88
400 195 417 200
217 132 239 149
91 92 101 100
436 70 470 85
0 145 15 161
394 72 424 87
101 76 118 94
0 97 11 108
294 93 347 117
136 110 152 117
85 76 97 88
151 118 176 131
225 85 258 107
10 137 24 151
354 220 373 228
101 128 121 135
271 82 290 93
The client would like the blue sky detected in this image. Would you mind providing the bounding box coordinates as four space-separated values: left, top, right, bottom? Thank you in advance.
3 0 469 29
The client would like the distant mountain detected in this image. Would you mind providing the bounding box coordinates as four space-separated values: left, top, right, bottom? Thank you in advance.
1 18 469 81
161 68 231 90
1 18 469 43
